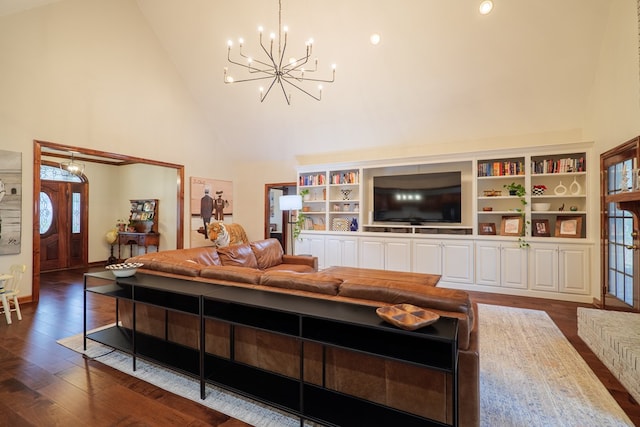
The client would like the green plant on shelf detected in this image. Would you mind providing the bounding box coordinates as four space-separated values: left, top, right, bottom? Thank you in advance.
503 183 529 248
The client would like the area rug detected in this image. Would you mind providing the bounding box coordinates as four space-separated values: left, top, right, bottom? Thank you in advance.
58 304 634 426
479 304 632 427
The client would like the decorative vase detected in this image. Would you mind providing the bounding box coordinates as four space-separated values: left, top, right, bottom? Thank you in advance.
532 188 545 196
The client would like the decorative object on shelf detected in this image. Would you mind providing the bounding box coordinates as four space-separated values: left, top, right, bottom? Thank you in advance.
350 217 358 231
376 304 440 331
59 151 85 176
300 188 311 201
331 217 350 231
569 177 582 195
500 215 524 237
340 189 352 200
532 219 551 237
621 163 630 192
478 222 496 235
554 181 567 195
105 262 143 278
555 216 582 238
312 218 325 230
105 228 118 265
482 207 493 211
483 189 502 197
532 184 547 196
333 204 341 212
570 205 578 212
223 0 336 105
504 182 525 197
343 203 350 212
531 203 551 211
558 203 565 211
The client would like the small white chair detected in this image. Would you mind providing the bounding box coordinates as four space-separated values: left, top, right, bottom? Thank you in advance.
0 264 25 324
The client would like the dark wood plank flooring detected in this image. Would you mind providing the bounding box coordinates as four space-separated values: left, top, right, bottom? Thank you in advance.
0 268 637 426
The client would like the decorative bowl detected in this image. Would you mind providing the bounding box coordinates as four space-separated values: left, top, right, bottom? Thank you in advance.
105 262 143 278
532 203 551 211
376 304 440 331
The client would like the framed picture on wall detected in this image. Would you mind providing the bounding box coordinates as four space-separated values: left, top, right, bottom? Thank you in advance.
555 216 582 238
532 219 551 237
500 215 523 236
478 223 496 235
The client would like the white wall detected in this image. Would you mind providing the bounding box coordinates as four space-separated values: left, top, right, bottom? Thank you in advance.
0 0 234 297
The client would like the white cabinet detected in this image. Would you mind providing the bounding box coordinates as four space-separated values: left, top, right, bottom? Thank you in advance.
295 233 326 269
529 243 590 294
325 235 358 268
475 240 528 289
359 237 411 272
413 239 474 284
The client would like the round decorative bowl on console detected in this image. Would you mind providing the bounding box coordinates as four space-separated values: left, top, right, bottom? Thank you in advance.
531 203 551 211
105 262 143 278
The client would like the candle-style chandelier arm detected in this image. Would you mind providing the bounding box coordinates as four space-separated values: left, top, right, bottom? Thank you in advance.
227 49 274 75
280 76 321 101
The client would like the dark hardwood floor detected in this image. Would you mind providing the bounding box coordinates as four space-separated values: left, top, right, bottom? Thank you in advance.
1 267 638 426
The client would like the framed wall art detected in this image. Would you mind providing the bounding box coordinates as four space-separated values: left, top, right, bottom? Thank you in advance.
500 215 523 236
532 219 551 237
555 216 582 238
0 149 22 255
478 222 496 235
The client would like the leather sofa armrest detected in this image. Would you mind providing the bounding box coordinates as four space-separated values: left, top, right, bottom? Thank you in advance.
282 255 318 271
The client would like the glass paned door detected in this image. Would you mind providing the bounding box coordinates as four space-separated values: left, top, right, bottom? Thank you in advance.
601 143 639 310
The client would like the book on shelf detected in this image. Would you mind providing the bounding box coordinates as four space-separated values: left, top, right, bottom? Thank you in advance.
531 157 585 174
478 161 525 177
330 171 359 185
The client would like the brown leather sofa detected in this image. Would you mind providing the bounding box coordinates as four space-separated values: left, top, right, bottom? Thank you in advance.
125 238 479 426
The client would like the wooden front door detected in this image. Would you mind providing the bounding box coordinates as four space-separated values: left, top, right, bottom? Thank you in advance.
40 180 88 271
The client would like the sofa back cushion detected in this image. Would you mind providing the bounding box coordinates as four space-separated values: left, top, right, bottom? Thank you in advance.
217 243 259 269
200 265 262 284
250 238 284 270
260 271 342 296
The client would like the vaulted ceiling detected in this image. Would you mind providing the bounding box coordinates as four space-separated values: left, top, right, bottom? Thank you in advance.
0 0 615 161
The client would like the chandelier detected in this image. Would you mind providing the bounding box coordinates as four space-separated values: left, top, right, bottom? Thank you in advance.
223 0 336 105
60 152 85 176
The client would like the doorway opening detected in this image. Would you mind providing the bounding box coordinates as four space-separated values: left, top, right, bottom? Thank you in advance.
32 140 185 303
264 182 296 254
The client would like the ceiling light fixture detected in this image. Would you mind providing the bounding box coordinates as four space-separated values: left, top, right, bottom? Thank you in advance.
479 0 494 15
60 152 85 176
224 0 336 105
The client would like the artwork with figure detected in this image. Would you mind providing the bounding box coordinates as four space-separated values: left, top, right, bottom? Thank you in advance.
0 150 22 255
190 177 233 246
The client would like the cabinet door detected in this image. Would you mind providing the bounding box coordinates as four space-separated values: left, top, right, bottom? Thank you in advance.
325 237 341 268
559 245 589 294
475 241 500 287
385 240 411 272
529 244 559 292
359 239 386 270
501 244 528 289
296 234 325 269
325 236 358 268
342 238 358 267
412 240 443 275
441 240 474 284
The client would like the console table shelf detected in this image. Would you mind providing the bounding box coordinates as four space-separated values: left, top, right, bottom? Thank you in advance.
84 271 459 427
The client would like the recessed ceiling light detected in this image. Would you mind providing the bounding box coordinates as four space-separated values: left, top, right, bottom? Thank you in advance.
370 33 381 45
479 0 493 15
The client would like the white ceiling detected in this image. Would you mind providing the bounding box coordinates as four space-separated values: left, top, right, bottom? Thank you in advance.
1 0 615 162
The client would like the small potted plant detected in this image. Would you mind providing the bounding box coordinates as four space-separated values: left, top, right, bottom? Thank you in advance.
504 182 526 197
300 188 311 201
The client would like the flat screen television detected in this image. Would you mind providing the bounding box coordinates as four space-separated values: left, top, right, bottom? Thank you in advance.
373 172 462 224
